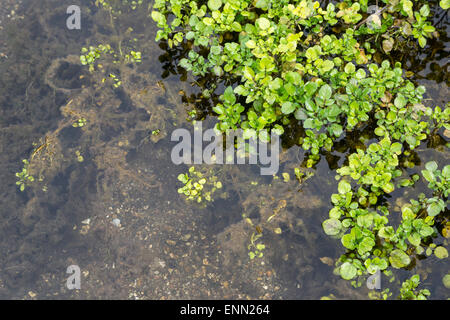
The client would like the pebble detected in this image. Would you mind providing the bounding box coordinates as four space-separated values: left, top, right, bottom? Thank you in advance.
112 218 121 227
166 240 176 246
182 234 191 241
444 129 450 139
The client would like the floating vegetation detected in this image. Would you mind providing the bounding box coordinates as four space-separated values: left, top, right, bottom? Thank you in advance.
15 159 34 192
177 166 224 204
152 0 449 299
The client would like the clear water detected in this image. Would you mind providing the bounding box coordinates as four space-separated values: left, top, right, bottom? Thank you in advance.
0 0 448 299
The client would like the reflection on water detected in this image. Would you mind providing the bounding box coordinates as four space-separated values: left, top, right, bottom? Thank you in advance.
0 0 448 299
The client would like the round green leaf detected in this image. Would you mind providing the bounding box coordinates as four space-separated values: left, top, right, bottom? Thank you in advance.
322 218 342 236
294 108 308 120
441 0 450 10
425 161 438 172
382 182 394 193
427 202 442 217
207 0 222 11
434 246 448 259
340 262 357 280
374 127 385 136
389 249 411 269
281 101 296 114
443 274 450 289
256 17 271 30
394 94 407 108
338 180 351 194
318 84 332 101
344 62 355 74
341 233 356 250
390 142 403 155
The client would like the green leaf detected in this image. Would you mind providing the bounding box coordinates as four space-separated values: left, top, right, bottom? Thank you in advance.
358 237 375 255
246 40 256 49
421 169 434 183
344 62 355 74
243 66 255 80
418 36 426 48
394 94 407 108
255 0 269 10
303 119 315 129
425 161 438 172
427 202 442 217
342 233 356 250
391 142 402 154
340 262 357 280
321 60 334 72
420 5 430 17
338 180 352 194
442 165 449 179
386 111 397 122
441 0 450 9
374 127 385 136
389 249 411 269
207 0 222 11
323 218 342 236
151 11 165 24
304 82 318 96
318 84 332 101
272 124 284 136
382 182 394 193
330 124 343 137
434 246 448 259
443 274 450 288
294 108 308 120
223 86 236 105
405 135 417 148
402 206 415 220
256 17 271 30
408 232 421 247
281 101 296 115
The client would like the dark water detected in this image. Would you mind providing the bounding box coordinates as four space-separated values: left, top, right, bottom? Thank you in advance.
0 0 448 299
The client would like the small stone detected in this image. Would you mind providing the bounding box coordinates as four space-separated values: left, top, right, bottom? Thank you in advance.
81 218 90 225
112 218 121 227
80 225 90 235
443 129 450 139
320 257 334 266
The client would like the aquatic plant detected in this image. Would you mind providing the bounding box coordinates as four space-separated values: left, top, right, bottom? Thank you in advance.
72 117 87 128
151 0 445 166
177 166 223 204
15 159 34 192
324 150 448 291
80 1 143 88
152 0 449 298
399 275 430 300
248 231 266 260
